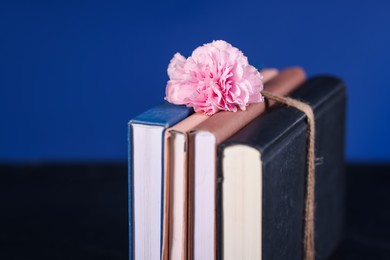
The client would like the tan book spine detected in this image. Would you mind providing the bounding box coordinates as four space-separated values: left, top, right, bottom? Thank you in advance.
162 113 209 260
187 67 306 260
194 67 306 144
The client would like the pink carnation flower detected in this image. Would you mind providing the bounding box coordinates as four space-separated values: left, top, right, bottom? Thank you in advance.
165 40 264 115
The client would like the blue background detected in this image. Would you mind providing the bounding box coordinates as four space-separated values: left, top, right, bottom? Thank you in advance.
1 0 389 163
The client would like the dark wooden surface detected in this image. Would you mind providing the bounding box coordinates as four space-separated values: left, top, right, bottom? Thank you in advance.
0 164 389 260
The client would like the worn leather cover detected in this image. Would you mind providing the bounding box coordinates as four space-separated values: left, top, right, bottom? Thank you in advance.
217 76 346 260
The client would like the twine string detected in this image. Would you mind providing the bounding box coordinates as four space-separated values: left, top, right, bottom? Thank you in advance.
261 90 316 260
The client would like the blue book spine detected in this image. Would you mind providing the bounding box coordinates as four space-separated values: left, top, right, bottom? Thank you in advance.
128 102 193 260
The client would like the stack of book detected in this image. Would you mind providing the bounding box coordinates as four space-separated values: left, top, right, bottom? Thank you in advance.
128 67 346 260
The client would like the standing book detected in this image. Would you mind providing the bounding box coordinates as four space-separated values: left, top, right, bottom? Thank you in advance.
128 102 193 260
162 113 209 260
217 76 346 260
161 68 279 260
187 67 306 260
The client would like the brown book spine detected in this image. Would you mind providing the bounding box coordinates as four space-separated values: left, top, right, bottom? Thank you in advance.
193 67 306 145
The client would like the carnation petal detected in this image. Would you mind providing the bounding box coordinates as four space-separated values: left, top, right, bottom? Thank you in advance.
167 53 187 80
165 40 264 115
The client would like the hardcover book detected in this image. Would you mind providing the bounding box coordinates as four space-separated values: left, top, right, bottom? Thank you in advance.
162 113 209 260
187 67 306 260
161 69 278 260
217 76 346 260
128 102 193 260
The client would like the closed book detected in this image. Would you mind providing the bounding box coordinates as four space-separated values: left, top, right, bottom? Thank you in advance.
187 67 306 260
128 102 193 260
217 76 346 260
162 113 209 260
161 69 278 260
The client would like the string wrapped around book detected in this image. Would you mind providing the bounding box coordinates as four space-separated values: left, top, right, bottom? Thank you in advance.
261 90 316 260
165 40 316 260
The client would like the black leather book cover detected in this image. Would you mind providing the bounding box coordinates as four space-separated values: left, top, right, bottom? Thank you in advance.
217 76 346 260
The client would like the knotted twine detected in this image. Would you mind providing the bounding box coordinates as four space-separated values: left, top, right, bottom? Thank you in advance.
261 90 316 260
